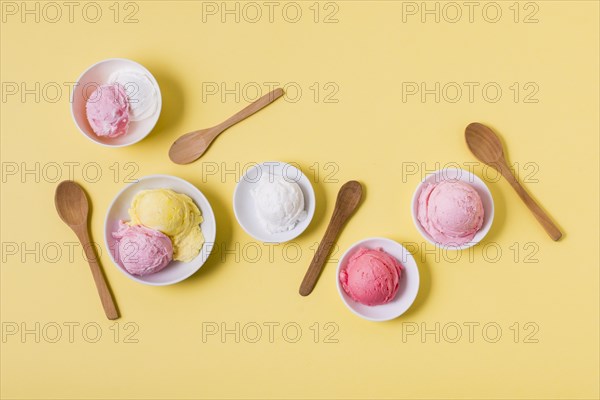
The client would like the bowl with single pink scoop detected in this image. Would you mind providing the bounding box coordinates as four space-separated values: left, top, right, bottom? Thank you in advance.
71 58 162 147
411 168 494 250
336 237 420 322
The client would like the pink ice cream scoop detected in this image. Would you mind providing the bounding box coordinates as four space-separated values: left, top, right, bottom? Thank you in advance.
340 247 403 306
85 83 130 138
417 180 484 246
112 221 173 276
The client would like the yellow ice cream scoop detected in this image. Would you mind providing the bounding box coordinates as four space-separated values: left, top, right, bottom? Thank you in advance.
129 189 204 262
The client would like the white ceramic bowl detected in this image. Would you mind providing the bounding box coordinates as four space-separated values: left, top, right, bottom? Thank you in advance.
411 168 494 250
336 237 420 322
104 175 216 286
233 161 315 243
71 58 162 147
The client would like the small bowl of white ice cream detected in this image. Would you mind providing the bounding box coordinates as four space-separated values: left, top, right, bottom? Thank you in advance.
233 161 315 243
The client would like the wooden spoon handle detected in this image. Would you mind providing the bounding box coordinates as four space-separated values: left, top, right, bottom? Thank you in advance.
299 223 342 296
77 228 120 320
218 88 284 132
498 163 562 241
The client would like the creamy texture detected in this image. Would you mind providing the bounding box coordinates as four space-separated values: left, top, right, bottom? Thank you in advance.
417 180 484 246
340 248 403 306
252 174 307 234
85 83 129 138
129 189 204 262
112 221 173 276
109 70 158 121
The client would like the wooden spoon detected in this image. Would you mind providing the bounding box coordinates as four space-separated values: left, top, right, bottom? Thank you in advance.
169 88 284 164
55 181 119 319
465 122 562 241
300 181 363 296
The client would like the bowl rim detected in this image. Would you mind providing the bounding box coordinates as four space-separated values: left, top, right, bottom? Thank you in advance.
336 237 420 322
70 57 162 148
103 174 216 286
410 167 495 250
232 161 316 243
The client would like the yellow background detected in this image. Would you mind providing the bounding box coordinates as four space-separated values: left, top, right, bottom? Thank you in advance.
1 1 598 399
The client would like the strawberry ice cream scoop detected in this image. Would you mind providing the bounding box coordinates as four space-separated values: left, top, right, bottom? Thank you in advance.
85 83 130 138
417 180 484 246
112 221 173 276
340 248 403 306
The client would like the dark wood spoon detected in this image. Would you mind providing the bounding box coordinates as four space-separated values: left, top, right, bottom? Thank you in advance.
300 181 363 296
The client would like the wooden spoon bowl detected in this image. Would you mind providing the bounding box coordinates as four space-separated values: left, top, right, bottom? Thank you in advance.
465 122 504 165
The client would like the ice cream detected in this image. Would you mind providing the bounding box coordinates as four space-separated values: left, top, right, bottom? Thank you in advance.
340 248 403 306
109 70 158 121
417 180 484 246
252 174 307 234
111 221 173 276
129 189 204 262
85 83 129 138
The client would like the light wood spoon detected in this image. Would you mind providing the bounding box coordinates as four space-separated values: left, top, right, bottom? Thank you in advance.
169 88 284 164
300 181 363 296
55 181 119 319
465 122 562 241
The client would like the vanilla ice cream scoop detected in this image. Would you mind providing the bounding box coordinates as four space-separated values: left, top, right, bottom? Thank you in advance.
253 174 307 234
129 189 204 262
109 70 158 121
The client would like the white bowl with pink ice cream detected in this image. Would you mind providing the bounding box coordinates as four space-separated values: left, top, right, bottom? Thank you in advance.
411 168 494 250
71 58 161 147
336 237 420 322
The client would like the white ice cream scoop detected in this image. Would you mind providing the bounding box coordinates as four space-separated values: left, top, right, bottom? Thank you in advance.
109 69 159 121
233 161 316 243
252 174 307 234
